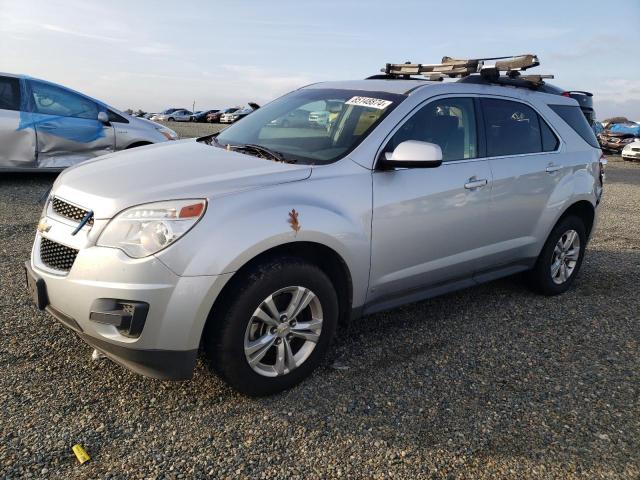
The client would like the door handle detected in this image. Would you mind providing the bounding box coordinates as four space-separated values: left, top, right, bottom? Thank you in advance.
545 164 562 173
464 178 488 190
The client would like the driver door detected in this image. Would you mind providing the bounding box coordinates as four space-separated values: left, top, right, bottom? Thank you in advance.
27 80 115 168
368 96 493 307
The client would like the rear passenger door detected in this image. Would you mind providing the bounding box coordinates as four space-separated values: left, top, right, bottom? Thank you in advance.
477 97 562 274
0 76 37 169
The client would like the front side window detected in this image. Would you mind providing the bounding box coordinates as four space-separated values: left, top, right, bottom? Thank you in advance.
481 98 544 157
386 97 477 162
30 81 98 120
0 76 21 111
213 89 404 164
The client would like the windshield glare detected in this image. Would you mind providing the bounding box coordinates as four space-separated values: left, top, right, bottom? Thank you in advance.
213 88 404 164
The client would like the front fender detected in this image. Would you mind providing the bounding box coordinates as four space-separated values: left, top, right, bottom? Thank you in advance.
155 163 373 307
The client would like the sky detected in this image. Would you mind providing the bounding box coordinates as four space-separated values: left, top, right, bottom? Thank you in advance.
1 0 639 120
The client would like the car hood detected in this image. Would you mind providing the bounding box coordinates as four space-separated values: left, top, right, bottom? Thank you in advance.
52 140 312 219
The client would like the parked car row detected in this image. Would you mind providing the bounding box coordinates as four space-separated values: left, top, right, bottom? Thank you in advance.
146 104 261 124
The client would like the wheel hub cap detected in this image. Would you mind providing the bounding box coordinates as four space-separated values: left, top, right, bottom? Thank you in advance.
276 323 290 336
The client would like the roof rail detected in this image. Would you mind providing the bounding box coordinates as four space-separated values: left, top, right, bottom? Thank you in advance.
379 54 554 87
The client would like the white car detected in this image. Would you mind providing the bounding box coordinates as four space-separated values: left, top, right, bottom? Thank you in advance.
220 106 255 124
622 139 640 161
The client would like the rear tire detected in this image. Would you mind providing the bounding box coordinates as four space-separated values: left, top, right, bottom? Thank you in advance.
205 257 338 396
527 215 587 296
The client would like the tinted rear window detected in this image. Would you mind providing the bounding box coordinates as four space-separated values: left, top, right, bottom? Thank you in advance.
549 104 599 148
481 98 542 156
0 76 21 111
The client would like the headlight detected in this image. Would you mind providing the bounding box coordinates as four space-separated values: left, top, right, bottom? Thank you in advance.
97 199 206 258
155 124 178 140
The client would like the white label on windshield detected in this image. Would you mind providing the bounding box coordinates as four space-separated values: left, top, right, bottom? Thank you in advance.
345 96 393 110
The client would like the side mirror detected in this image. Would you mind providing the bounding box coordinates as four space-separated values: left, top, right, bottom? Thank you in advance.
378 140 443 169
97 111 110 124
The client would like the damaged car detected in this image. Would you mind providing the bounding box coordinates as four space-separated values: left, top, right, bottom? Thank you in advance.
598 122 640 153
0 73 177 171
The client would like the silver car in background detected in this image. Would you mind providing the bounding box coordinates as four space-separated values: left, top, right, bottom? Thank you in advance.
25 59 604 396
152 109 193 122
0 73 178 171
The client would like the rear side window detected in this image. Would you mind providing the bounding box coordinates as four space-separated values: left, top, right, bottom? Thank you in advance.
549 104 599 148
481 98 543 156
0 76 21 111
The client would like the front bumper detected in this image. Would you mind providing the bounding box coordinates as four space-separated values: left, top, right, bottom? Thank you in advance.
622 148 640 159
33 288 198 380
27 214 231 380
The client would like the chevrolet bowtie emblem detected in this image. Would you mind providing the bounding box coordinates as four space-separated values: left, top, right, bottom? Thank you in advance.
37 218 51 233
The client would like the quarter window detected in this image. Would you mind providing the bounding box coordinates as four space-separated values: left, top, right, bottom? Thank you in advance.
29 81 98 120
387 97 477 162
0 76 21 111
540 117 559 151
108 109 128 123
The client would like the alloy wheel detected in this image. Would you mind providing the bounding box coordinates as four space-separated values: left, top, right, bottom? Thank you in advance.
550 229 581 284
244 286 323 377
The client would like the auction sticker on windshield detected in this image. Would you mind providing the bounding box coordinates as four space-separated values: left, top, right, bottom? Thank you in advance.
345 96 393 110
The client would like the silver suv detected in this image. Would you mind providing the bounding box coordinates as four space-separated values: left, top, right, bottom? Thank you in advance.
25 57 604 395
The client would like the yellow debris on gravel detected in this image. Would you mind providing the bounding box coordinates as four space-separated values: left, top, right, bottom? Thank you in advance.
72 444 90 464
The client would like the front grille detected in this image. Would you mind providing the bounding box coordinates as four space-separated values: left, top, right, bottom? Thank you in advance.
52 197 93 226
40 237 78 272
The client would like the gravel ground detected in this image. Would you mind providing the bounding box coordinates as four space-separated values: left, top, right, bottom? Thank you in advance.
1 156 638 479
156 121 226 139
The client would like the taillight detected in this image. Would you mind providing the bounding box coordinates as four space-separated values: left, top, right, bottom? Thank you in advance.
598 153 607 185
562 91 571 97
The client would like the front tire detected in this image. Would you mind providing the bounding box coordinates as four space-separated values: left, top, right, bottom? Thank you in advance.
205 257 339 396
528 215 587 296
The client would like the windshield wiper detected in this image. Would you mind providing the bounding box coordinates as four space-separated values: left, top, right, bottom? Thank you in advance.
232 144 297 163
197 133 221 146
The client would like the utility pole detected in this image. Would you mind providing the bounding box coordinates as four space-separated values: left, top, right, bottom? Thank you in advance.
192 100 195 113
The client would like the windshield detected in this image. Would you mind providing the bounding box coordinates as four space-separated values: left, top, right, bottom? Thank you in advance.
212 88 404 164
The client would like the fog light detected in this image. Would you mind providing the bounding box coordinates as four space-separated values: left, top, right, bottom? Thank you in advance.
89 299 149 338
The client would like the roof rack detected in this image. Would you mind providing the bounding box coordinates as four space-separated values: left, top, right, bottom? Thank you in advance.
379 54 554 87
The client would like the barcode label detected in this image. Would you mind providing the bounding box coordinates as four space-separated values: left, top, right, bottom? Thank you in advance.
345 96 393 110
